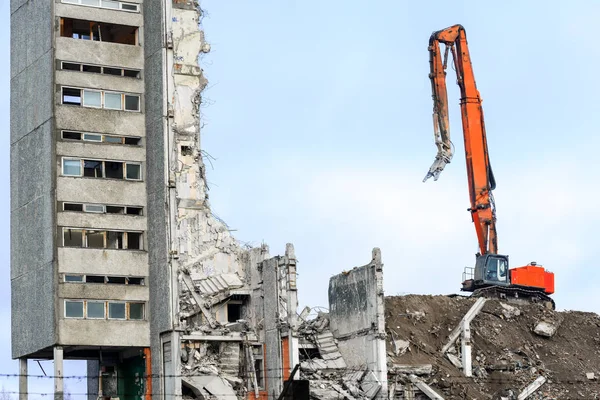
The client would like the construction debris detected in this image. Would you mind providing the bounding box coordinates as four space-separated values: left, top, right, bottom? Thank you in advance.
385 295 600 399
532 320 558 338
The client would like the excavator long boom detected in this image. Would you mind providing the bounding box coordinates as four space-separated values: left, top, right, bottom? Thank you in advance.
423 24 498 256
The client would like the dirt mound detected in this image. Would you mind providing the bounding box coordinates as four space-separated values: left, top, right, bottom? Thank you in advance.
385 295 600 399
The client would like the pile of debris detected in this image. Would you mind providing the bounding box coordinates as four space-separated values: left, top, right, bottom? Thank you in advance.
385 295 600 399
298 312 381 400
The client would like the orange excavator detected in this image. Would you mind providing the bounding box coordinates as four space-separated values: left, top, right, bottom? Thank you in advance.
423 24 555 309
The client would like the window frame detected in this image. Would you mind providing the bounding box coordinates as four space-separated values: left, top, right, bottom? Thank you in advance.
60 86 141 112
108 302 127 320
86 301 107 319
60 0 140 13
64 300 85 319
62 157 83 177
61 227 144 250
61 130 142 146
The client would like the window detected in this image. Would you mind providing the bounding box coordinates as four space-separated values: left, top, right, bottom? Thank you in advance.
126 164 141 180
61 158 143 181
82 64 102 74
227 302 242 322
109 302 126 319
107 231 124 249
127 277 144 285
126 207 142 215
83 204 105 213
64 275 145 286
105 161 124 179
86 275 106 283
61 0 140 12
64 300 145 320
83 160 103 178
63 203 84 212
87 302 105 319
62 88 81 105
107 276 126 284
61 87 141 112
60 202 143 216
127 232 142 250
124 95 140 111
62 131 82 140
61 228 144 250
86 230 105 248
60 18 138 44
83 90 102 108
104 92 122 110
62 62 81 71
129 303 144 320
61 130 142 146
60 62 141 78
83 133 102 142
106 206 125 214
63 229 83 247
65 301 84 318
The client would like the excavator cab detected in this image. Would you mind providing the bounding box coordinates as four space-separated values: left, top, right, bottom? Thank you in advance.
462 254 510 292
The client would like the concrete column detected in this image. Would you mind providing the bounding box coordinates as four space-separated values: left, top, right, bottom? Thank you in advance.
19 359 27 400
54 346 64 400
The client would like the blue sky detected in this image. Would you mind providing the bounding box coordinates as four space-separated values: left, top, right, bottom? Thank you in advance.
3 0 600 398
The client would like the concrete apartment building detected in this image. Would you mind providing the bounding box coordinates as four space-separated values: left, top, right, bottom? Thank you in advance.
11 1 304 399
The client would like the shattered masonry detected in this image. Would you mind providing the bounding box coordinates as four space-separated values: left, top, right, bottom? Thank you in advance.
159 2 300 399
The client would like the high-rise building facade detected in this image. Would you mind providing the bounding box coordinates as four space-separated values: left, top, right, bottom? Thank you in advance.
11 1 300 399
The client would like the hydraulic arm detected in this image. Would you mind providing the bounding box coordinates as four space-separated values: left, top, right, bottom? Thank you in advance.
423 24 497 256
422 24 555 307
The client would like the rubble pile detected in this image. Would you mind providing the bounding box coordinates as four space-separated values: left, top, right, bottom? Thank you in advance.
298 313 378 400
385 295 600 399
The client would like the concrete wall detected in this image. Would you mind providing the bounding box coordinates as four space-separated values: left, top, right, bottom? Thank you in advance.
143 0 171 396
58 248 148 276
59 320 149 346
328 249 387 399
10 0 57 359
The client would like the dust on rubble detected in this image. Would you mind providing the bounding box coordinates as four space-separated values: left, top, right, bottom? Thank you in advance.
385 295 600 399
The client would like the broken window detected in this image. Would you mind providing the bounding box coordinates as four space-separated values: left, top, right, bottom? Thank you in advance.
61 228 144 250
227 302 242 322
127 277 144 285
60 61 141 78
129 303 144 320
61 130 142 146
107 276 126 284
86 230 105 248
83 160 103 178
107 231 124 249
124 137 141 145
252 346 265 389
126 206 142 215
105 161 124 179
62 87 81 105
108 302 126 319
64 275 83 282
63 202 84 212
82 64 102 74
62 131 82 140
106 205 125 214
85 275 106 283
87 301 106 319
127 232 142 250
60 18 138 45
63 229 83 247
65 301 84 318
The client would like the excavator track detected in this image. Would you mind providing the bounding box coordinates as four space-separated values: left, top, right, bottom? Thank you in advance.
471 285 555 310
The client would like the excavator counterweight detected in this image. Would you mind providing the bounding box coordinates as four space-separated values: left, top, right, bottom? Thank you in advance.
424 24 555 309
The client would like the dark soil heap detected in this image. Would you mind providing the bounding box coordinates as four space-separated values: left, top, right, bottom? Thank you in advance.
385 295 600 399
